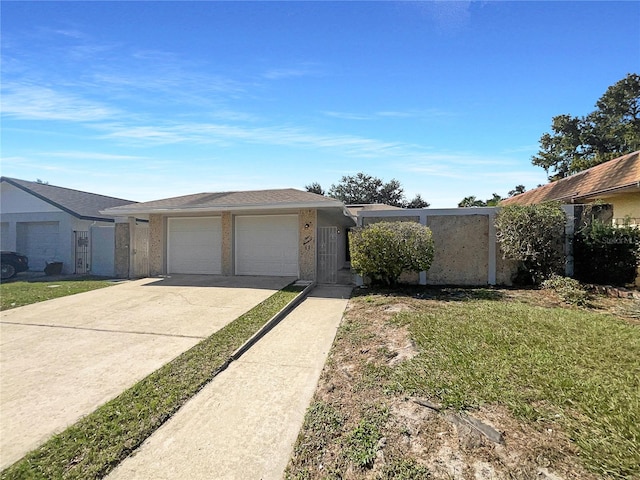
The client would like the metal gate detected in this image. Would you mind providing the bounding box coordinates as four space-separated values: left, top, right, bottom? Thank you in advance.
131 222 149 278
318 226 338 284
74 231 89 274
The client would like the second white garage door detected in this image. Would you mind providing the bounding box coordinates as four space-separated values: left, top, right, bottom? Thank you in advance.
168 217 222 274
235 215 298 276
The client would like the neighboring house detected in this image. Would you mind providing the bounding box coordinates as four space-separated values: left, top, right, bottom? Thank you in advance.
101 189 356 283
0 177 136 276
501 151 640 225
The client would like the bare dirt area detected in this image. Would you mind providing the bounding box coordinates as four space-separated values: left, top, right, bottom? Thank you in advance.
286 286 638 480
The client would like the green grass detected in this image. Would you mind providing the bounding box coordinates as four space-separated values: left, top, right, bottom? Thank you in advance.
0 278 112 310
1 285 302 480
391 300 640 479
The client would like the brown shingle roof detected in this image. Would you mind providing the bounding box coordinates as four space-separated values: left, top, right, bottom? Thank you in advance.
501 151 640 206
103 188 344 215
1 177 136 221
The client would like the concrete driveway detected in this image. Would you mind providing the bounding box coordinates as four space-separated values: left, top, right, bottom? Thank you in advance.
0 275 293 469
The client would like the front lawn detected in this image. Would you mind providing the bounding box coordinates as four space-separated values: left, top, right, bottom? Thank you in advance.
286 287 640 479
0 278 113 310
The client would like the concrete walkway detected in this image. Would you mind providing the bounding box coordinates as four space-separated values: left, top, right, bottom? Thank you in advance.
0 275 292 469
108 285 352 480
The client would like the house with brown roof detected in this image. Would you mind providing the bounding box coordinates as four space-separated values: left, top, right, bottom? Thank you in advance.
501 151 640 225
0 177 136 275
102 189 357 283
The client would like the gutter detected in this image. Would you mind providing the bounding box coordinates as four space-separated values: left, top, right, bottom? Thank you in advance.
100 201 346 217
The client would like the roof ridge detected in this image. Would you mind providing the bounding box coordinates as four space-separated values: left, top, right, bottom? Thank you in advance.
0 176 135 203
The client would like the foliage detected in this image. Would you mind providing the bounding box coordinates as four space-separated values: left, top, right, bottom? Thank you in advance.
1 286 302 480
574 219 640 286
344 405 388 469
495 202 566 284
541 274 590 306
532 73 640 180
380 459 431 479
458 193 503 207
308 173 430 207
304 182 325 196
508 184 526 197
349 221 434 286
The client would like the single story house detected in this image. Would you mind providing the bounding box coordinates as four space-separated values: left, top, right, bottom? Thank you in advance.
0 177 136 275
501 150 640 225
101 189 356 283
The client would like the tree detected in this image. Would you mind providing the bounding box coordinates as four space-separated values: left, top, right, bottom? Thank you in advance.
321 172 429 208
349 221 434 286
508 185 526 197
305 182 325 196
485 193 503 206
458 196 486 207
404 194 430 208
532 73 640 180
495 202 566 284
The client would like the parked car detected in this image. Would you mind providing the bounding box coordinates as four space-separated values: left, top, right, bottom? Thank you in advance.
1 251 29 280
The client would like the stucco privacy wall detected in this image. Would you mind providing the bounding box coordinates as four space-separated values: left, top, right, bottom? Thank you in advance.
357 208 518 286
426 215 489 285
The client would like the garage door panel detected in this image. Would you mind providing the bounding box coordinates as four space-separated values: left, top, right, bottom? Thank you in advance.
16 222 60 271
235 215 298 276
168 217 221 274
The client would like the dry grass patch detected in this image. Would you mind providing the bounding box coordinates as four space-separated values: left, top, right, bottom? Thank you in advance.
286 287 639 480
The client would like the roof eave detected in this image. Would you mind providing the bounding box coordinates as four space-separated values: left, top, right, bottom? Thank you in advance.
101 201 346 216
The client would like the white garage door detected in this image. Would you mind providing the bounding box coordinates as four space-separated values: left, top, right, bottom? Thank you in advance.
16 221 60 271
235 215 298 276
168 217 222 274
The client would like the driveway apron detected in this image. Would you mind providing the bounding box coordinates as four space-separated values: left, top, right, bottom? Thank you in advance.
107 285 352 480
0 275 292 469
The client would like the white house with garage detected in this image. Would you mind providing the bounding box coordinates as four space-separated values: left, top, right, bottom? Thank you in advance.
0 177 136 276
101 189 357 283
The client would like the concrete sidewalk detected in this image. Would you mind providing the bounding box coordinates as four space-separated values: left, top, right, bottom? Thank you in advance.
108 285 352 480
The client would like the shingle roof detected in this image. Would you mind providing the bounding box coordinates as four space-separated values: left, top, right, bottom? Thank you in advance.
1 177 136 221
103 188 345 215
501 151 640 206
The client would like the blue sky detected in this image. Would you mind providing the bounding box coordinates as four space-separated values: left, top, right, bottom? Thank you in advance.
2 1 638 207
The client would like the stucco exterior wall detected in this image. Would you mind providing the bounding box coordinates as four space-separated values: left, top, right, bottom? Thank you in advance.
599 192 640 224
114 222 130 278
299 209 317 281
425 215 489 285
149 214 163 276
222 212 233 275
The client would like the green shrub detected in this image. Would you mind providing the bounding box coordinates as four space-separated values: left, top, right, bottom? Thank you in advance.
574 219 640 286
495 202 566 284
349 221 434 286
541 274 590 306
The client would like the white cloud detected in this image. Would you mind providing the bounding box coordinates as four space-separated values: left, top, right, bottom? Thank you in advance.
1 84 118 122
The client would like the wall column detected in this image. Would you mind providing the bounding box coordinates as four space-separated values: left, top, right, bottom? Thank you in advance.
114 217 131 278
222 212 233 275
148 214 163 276
299 209 317 281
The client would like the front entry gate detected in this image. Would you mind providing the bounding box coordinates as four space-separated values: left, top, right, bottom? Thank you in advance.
317 226 338 284
74 231 89 274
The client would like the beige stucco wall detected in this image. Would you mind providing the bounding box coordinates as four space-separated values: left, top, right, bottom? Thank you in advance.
222 212 233 275
148 215 163 276
114 222 130 278
299 209 317 281
425 215 489 285
598 192 640 224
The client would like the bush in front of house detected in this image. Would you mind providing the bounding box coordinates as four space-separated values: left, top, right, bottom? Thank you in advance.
349 221 434 286
541 274 590 306
495 202 566 285
574 219 640 286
